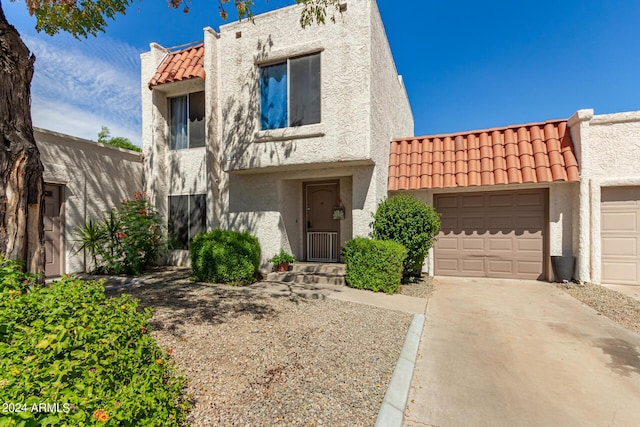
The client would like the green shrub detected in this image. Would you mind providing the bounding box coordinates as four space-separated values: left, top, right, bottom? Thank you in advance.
190 229 261 284
0 258 189 426
342 237 407 294
74 192 163 275
0 255 38 293
371 194 441 279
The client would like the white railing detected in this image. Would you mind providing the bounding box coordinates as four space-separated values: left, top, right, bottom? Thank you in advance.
307 232 338 262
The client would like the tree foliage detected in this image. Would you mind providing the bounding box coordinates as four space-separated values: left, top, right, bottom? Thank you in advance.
19 0 342 39
97 126 140 152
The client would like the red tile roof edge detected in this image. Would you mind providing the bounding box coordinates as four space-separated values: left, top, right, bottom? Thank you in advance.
392 119 567 142
148 43 206 89
388 119 580 191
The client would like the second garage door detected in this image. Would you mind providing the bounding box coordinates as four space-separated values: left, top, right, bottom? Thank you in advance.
601 187 640 285
434 190 546 280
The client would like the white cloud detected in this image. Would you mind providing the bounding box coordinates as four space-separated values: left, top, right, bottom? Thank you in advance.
23 34 143 145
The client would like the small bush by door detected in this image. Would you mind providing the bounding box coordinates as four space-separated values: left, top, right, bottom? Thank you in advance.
190 230 261 284
342 238 406 294
371 194 441 280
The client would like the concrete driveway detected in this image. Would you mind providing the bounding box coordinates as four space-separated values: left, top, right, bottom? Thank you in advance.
404 277 640 427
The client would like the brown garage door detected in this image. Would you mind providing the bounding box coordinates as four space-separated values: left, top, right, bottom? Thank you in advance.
434 190 546 280
601 187 640 285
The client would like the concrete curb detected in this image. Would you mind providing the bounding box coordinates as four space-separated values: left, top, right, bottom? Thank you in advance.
375 313 425 427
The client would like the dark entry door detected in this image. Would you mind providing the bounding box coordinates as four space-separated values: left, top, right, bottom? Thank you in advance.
305 182 339 262
44 184 63 276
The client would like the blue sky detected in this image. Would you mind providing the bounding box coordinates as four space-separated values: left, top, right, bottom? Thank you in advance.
5 0 640 145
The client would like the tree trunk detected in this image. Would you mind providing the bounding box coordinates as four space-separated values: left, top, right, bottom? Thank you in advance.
0 0 45 278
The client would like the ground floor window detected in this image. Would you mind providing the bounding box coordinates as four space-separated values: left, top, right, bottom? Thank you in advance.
168 194 206 249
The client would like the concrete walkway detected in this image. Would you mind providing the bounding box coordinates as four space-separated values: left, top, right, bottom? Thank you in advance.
405 277 640 427
247 280 428 315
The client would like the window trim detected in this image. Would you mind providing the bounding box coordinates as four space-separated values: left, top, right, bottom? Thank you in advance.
168 91 205 150
259 52 321 131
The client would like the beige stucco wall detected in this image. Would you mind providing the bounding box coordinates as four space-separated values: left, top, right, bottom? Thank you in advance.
36 128 143 273
568 109 640 284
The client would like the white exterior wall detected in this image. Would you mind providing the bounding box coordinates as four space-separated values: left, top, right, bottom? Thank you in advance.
568 109 640 284
368 0 414 207
36 128 143 273
218 2 372 173
142 1 412 268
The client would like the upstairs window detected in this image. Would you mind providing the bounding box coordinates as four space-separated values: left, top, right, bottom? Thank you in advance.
169 91 205 150
260 53 321 130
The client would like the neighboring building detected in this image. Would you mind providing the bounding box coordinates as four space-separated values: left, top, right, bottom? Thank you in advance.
141 0 412 267
389 109 640 286
36 128 143 276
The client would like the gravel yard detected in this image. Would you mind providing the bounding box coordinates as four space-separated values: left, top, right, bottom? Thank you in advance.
107 279 412 426
398 276 435 299
556 282 640 334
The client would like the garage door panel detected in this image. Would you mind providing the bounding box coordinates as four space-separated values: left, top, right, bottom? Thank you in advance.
488 238 513 252
461 238 485 251
601 186 640 285
516 215 544 229
602 237 637 257
440 216 458 231
601 187 640 203
488 194 514 208
518 192 544 207
461 195 485 208
461 259 485 275
436 258 461 276
437 236 459 250
488 216 514 229
602 212 637 232
602 262 637 284
516 237 543 253
436 195 459 209
517 261 545 278
487 259 515 275
434 189 545 280
461 216 485 229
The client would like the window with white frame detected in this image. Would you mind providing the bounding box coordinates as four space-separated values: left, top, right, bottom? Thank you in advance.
169 91 205 150
260 53 321 130
168 194 206 249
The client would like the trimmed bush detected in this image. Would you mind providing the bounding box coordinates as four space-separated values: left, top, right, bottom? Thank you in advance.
342 237 407 294
0 258 189 426
371 194 441 279
190 229 261 284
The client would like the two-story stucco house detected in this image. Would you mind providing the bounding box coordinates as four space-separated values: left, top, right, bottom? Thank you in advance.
141 1 412 267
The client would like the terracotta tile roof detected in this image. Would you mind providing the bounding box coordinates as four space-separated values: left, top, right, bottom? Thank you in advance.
389 120 580 191
148 44 205 89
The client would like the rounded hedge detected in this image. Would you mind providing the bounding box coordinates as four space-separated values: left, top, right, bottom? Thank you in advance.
342 237 407 294
190 229 261 284
371 194 441 279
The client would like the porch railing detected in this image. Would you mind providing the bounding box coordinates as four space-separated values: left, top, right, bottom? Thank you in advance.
307 232 338 262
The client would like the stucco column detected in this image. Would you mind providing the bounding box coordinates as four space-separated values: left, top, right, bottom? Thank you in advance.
204 27 222 230
141 43 169 217
567 109 594 283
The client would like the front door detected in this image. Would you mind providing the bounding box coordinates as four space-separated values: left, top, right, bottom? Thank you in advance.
44 184 63 277
305 182 339 262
